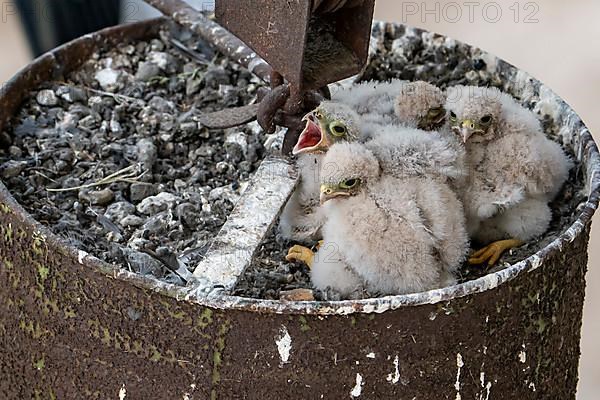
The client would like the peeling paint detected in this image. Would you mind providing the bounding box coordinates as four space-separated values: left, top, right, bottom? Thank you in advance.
366 352 375 359
386 355 400 384
118 384 126 400
518 351 527 363
78 250 87 264
350 373 363 398
479 381 492 400
275 326 292 365
454 353 464 397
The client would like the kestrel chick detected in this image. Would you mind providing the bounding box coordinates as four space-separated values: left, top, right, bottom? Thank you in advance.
307 142 468 297
278 102 361 243
445 85 572 265
394 81 447 131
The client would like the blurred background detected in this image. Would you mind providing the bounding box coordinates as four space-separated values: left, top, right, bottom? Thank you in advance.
0 0 597 397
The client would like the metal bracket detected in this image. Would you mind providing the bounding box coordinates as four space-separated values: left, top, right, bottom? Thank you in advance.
144 0 375 154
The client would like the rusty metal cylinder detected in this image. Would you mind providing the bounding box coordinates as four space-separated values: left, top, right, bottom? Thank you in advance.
0 19 598 400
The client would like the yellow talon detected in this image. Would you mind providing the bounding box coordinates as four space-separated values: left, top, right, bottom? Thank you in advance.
286 245 315 269
469 238 524 266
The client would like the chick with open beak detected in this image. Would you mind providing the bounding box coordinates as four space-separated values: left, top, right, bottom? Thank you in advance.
293 101 361 155
278 101 361 245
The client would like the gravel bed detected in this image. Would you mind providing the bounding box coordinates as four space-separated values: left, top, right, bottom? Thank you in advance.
0 23 270 285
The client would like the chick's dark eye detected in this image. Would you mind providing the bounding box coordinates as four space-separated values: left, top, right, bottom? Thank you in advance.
340 178 360 189
450 111 457 119
480 115 492 124
329 122 348 137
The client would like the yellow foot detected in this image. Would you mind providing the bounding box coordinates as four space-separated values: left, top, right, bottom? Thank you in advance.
286 245 315 268
469 238 524 266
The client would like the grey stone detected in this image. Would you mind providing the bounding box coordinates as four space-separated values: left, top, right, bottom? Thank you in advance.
148 96 175 113
130 183 156 203
121 247 163 276
135 61 162 82
136 138 157 168
180 121 198 135
56 85 87 103
79 189 115 206
136 192 179 215
120 215 145 227
0 160 28 179
36 90 58 107
149 39 165 52
141 211 169 234
94 68 121 91
104 201 136 222
148 51 179 73
176 202 199 227
8 146 22 158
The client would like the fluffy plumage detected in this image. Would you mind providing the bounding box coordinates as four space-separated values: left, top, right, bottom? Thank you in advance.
365 125 467 186
312 142 469 297
278 102 361 243
445 85 572 245
330 79 447 140
331 79 407 122
394 81 447 130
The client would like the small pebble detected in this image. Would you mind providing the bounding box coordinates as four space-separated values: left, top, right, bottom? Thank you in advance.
36 90 58 106
135 61 162 82
136 192 178 215
120 215 145 227
0 160 28 179
130 183 156 203
104 201 136 222
79 189 115 206
94 68 121 91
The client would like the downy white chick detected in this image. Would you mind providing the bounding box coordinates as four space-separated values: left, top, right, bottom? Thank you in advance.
278 102 361 243
393 80 469 191
331 79 406 125
331 79 447 138
445 85 572 265
394 80 447 131
306 141 468 297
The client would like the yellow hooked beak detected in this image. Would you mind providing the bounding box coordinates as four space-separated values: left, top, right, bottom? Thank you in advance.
319 185 350 205
460 119 476 143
